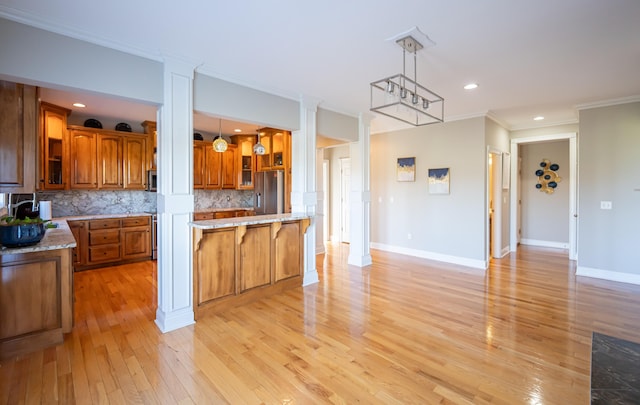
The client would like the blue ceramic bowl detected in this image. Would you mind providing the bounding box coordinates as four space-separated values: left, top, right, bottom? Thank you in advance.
0 223 46 248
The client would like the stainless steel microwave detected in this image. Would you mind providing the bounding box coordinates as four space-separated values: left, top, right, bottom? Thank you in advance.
147 170 157 192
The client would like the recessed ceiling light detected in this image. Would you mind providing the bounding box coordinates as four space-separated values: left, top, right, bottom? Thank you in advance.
534 116 545 121
463 83 478 90
234 128 242 133
73 102 86 108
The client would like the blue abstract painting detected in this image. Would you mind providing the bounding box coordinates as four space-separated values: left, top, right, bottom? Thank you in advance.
428 168 450 194
397 157 416 182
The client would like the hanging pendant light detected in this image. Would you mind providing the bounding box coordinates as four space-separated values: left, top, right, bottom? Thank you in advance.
253 128 266 155
370 30 444 126
212 118 228 153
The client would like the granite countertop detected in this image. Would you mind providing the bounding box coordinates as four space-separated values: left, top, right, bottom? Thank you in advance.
0 220 76 255
190 213 311 229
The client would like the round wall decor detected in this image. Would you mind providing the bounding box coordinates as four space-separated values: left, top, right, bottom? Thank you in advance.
535 159 561 194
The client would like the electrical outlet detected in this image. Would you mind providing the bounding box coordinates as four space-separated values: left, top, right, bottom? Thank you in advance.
600 201 612 210
407 233 412 240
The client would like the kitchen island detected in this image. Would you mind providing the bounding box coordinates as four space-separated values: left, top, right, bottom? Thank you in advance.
190 213 311 319
0 221 76 359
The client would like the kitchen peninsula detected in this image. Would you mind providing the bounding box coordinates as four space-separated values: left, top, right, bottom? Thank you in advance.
0 221 76 359
190 213 311 319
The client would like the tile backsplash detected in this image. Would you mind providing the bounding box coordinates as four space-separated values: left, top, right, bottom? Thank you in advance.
36 189 254 217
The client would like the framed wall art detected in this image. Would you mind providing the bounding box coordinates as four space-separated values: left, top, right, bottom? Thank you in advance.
428 168 450 194
397 157 416 182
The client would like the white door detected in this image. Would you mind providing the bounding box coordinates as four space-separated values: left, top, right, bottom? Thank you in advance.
340 158 350 243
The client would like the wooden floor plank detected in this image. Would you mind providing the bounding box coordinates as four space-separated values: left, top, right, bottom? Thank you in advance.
2 244 640 404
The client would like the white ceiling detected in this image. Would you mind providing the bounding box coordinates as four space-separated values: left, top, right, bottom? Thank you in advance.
2 0 640 135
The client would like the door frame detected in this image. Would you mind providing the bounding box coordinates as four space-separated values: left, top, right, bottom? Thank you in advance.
339 157 350 243
509 132 577 260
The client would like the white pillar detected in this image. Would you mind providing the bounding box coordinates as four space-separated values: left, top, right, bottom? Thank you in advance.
291 95 320 286
348 113 373 267
155 57 196 333
315 148 326 255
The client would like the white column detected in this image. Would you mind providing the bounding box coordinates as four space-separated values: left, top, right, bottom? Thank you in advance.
315 148 326 255
155 56 196 333
291 95 320 286
348 113 373 267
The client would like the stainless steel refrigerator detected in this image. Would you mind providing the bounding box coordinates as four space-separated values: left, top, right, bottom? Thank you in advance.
254 170 284 215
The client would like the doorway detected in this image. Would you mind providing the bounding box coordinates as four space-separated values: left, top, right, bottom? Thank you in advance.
340 158 351 243
509 133 577 260
487 149 504 260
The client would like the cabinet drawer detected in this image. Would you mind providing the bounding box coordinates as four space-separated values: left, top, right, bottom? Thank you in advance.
89 229 120 245
89 219 120 230
194 212 214 221
214 211 235 219
88 245 121 263
122 216 149 227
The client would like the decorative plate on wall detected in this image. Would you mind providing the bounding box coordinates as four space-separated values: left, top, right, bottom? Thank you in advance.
535 159 561 194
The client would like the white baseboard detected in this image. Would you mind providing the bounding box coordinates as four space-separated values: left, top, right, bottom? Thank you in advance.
520 238 569 249
370 242 487 270
577 266 640 286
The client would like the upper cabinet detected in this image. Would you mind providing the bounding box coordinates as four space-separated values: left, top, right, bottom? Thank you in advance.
40 102 71 190
141 120 157 170
232 135 256 190
256 128 290 172
0 81 37 192
194 140 237 190
40 120 151 190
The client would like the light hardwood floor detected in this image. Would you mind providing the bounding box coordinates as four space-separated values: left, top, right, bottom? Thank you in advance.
2 244 640 404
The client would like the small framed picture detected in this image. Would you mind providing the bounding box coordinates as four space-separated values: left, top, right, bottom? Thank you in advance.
397 157 416 182
428 168 450 194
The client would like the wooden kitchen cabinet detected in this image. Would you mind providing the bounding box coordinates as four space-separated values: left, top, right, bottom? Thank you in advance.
141 120 157 170
68 220 87 267
97 134 123 189
193 217 310 318
196 228 236 304
87 219 121 264
193 142 206 189
195 141 237 190
70 128 99 189
221 145 237 189
232 135 256 189
0 248 73 359
123 136 148 190
71 216 152 271
39 102 70 190
256 128 289 172
203 141 222 189
0 81 37 193
121 216 151 259
68 126 150 190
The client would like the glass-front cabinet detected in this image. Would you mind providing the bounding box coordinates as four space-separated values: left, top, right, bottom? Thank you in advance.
40 102 70 190
232 135 256 189
257 127 288 171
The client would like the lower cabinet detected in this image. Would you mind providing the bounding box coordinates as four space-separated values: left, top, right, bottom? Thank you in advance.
121 217 151 260
193 218 310 319
69 215 151 271
193 209 256 221
0 248 73 359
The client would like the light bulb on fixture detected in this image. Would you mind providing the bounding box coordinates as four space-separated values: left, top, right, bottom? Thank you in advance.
212 118 228 153
253 129 266 155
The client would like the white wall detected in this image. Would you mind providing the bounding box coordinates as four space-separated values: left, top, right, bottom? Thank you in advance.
0 18 162 105
370 117 486 267
520 140 570 247
577 102 640 279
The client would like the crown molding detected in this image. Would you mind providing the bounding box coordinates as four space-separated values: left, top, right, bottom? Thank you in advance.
0 6 162 62
576 95 640 111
